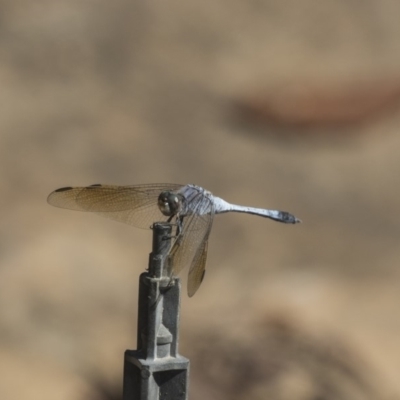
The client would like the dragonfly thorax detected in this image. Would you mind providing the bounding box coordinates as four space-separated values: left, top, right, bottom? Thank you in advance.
158 191 184 217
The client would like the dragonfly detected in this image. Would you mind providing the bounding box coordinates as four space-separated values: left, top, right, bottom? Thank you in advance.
47 183 301 297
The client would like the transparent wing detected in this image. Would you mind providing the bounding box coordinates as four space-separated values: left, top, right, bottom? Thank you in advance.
187 237 210 297
168 189 214 296
47 183 183 229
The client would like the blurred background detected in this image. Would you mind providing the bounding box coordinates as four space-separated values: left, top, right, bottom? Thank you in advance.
1 1 400 399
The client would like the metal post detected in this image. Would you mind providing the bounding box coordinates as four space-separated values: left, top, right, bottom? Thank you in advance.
123 222 189 400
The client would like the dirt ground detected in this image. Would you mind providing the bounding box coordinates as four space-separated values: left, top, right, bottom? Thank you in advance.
2 1 400 399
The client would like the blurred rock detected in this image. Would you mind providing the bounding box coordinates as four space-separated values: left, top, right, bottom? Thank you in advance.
237 78 400 128
189 315 381 400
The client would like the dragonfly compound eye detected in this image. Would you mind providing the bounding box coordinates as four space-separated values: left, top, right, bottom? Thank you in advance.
158 191 183 216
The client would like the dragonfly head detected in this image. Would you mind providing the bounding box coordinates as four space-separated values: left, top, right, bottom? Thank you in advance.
158 191 184 217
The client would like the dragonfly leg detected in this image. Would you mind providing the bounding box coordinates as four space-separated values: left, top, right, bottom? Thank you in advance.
176 215 184 237
163 215 184 242
160 215 179 241
171 215 184 248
